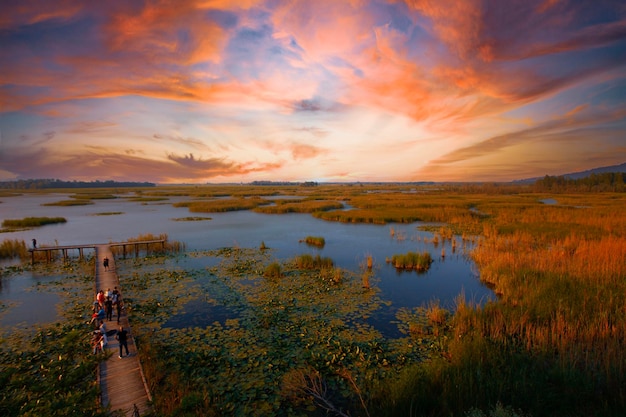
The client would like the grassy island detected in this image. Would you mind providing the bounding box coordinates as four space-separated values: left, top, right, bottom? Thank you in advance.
2 216 67 228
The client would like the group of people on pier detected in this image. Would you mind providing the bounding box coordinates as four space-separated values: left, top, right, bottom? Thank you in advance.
90 258 129 358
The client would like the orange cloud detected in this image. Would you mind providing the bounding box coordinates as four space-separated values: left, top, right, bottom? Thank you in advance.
0 0 83 29
415 105 626 181
104 1 227 65
1 145 286 184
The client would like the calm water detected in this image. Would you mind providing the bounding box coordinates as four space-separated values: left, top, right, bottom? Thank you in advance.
0 272 61 329
0 191 493 332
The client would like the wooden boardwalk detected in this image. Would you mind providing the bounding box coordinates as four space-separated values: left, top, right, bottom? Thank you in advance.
95 245 152 416
29 239 166 264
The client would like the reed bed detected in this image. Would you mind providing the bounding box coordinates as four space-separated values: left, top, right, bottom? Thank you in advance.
302 236 326 247
0 239 28 259
69 193 117 199
42 199 94 206
2 216 67 228
388 251 433 271
173 197 269 212
294 253 334 269
373 191 626 417
255 199 343 214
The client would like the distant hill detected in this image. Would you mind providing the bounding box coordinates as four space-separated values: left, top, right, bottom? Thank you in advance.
516 162 626 183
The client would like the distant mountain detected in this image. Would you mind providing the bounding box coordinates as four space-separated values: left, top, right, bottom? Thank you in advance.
561 162 626 179
515 162 626 183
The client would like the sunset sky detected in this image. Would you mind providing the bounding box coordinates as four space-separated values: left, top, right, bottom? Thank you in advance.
1 0 625 183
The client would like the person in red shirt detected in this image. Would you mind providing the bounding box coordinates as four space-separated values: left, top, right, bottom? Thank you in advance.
96 290 105 308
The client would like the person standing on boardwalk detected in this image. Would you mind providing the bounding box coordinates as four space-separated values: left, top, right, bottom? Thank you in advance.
99 321 108 347
116 296 123 324
105 296 113 321
103 257 109 271
116 326 129 358
97 290 105 309
32 238 37 249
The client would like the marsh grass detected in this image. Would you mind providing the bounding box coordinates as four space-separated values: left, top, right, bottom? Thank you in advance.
92 211 124 216
373 191 626 417
5 184 623 416
255 199 343 214
171 216 212 221
389 251 433 272
0 239 28 259
2 216 67 228
43 199 94 206
70 193 117 200
174 197 269 212
263 262 283 278
126 197 169 202
301 235 325 247
294 253 334 269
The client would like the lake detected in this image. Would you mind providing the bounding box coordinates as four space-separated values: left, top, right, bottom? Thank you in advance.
0 191 493 334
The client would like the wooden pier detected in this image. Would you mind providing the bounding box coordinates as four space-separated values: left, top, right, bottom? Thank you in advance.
95 245 153 416
28 239 166 264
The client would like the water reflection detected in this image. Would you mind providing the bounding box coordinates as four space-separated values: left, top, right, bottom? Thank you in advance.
0 272 61 328
1 192 493 333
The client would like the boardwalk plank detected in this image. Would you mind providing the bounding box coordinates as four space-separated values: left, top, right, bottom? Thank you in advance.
95 245 152 417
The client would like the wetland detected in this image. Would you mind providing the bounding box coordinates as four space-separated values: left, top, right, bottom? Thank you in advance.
1 183 625 417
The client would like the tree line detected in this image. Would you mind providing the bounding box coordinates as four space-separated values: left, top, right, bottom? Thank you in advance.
533 172 625 192
0 179 155 189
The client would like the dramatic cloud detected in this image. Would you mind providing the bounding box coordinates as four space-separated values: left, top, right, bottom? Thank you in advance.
1 0 625 182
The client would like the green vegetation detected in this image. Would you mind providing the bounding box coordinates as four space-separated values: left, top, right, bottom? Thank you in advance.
371 191 626 417
43 199 94 206
293 253 334 269
174 197 269 212
1 183 624 416
69 193 117 200
302 236 326 247
126 197 169 202
263 261 282 278
388 251 433 271
122 248 432 416
534 172 625 192
0 178 154 189
0 239 28 259
0 261 107 417
255 199 343 214
2 216 67 228
140 184 624 416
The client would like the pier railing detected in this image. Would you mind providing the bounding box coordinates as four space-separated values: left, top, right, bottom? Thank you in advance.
28 239 166 264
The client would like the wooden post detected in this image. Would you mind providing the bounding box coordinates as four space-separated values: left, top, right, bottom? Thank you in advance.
31 250 35 265
79 248 83 260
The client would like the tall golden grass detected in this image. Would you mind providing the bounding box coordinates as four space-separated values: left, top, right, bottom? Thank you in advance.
372 191 626 416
